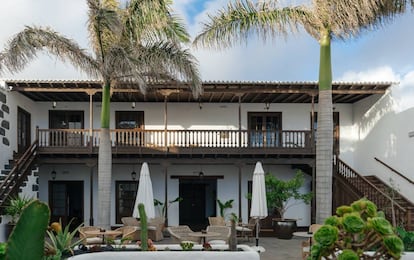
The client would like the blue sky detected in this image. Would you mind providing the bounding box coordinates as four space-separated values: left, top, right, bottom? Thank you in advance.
0 0 413 89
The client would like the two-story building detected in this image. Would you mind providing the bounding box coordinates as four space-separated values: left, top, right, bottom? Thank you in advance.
0 79 413 239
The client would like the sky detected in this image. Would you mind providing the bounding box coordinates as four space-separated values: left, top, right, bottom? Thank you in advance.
0 0 414 105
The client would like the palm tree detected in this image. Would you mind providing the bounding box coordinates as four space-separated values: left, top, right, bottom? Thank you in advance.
194 0 409 223
0 0 202 229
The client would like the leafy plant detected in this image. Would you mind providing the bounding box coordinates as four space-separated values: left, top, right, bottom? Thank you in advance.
265 170 313 219
44 218 83 258
311 198 404 259
154 197 183 218
217 199 234 219
5 195 35 224
5 200 50 260
396 226 414 251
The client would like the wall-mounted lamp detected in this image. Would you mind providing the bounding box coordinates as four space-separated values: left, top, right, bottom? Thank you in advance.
131 102 136 109
198 171 204 178
265 102 270 110
52 101 57 109
131 170 137 180
51 170 57 180
198 101 203 110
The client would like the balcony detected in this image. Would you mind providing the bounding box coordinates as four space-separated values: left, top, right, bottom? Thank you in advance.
36 128 315 158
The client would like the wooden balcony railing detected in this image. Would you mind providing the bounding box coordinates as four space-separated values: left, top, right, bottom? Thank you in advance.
36 128 314 154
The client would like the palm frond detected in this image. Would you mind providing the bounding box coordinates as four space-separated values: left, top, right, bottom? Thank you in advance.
136 41 202 97
1 26 98 77
124 0 190 44
87 0 122 58
315 0 411 40
104 45 147 92
194 0 314 49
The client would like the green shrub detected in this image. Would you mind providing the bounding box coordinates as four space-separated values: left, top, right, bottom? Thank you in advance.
311 198 404 259
396 226 414 251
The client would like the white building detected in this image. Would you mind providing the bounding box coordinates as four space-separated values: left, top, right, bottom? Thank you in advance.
0 79 412 240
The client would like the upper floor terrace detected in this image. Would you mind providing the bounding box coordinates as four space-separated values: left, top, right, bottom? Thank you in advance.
3 79 391 160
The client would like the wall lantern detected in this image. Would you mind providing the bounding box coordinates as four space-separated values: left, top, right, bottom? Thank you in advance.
131 170 137 181
131 102 136 109
51 170 57 180
52 101 57 109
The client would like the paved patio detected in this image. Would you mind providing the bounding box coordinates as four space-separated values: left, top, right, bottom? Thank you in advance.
158 235 308 260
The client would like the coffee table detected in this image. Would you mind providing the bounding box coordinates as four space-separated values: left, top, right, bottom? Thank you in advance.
188 232 220 244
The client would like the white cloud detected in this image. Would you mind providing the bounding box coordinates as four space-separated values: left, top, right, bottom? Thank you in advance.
338 66 399 82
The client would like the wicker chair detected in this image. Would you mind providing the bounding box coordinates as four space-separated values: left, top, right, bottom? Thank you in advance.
167 225 201 244
121 217 164 241
206 225 231 244
208 216 226 226
108 226 139 242
148 217 165 241
236 218 255 241
121 217 140 226
78 226 104 245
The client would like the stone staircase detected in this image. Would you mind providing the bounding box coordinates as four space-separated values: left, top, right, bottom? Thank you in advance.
334 158 414 231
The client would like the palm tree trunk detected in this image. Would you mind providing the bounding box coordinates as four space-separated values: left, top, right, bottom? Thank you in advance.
315 30 333 224
98 82 112 229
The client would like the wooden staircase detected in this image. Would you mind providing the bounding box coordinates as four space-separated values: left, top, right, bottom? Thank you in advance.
0 141 38 214
334 158 414 231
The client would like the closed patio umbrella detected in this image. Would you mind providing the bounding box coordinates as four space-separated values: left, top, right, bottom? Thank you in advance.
250 161 268 251
132 162 155 219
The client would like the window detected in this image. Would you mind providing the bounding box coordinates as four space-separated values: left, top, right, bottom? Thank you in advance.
115 111 144 145
115 181 138 224
49 111 84 146
248 112 282 147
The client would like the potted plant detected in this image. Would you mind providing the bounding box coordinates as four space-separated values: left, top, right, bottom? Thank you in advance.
311 198 404 259
4 195 34 239
265 170 313 239
217 199 234 220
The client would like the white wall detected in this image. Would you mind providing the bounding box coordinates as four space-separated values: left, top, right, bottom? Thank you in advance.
352 85 414 202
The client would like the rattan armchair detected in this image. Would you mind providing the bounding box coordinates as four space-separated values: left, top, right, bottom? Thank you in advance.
206 225 231 244
78 226 104 245
167 225 201 244
208 216 226 226
108 226 139 242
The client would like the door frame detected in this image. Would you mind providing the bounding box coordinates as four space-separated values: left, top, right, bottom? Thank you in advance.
17 107 31 154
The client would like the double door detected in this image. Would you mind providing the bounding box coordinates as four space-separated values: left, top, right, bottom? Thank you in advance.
248 112 282 147
49 181 83 231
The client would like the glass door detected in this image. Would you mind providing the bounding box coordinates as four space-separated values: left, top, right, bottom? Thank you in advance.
248 112 282 147
49 111 84 146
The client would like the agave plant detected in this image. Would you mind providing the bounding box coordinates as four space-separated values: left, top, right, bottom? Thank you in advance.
44 219 83 258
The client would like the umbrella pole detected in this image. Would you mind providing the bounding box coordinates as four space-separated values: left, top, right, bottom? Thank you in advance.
255 219 260 247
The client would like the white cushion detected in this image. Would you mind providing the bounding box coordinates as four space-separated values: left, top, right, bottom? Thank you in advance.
135 225 156 230
86 237 103 244
208 240 227 245
236 226 252 232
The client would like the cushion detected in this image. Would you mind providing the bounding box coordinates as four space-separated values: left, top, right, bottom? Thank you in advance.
208 239 227 245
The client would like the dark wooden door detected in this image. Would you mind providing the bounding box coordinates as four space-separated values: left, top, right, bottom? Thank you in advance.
49 181 83 231
17 107 31 154
179 182 206 231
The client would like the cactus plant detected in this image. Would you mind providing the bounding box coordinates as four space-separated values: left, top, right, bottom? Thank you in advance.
311 198 404 259
6 200 50 260
138 203 148 251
